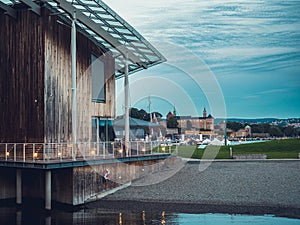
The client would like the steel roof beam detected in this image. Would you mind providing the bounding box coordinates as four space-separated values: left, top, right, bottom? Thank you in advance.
0 1 17 19
74 1 152 63
20 0 41 16
53 0 143 65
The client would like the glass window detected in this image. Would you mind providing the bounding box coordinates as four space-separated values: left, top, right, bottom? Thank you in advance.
91 117 98 142
91 117 116 142
91 54 105 102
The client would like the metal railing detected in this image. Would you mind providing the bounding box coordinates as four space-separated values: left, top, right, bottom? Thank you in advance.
0 141 176 163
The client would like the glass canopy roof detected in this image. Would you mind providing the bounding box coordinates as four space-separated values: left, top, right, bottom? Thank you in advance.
0 0 166 78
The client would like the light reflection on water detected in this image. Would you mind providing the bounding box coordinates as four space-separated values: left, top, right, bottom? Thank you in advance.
0 207 299 225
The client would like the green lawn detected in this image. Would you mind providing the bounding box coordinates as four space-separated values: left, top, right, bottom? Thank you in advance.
157 138 300 159
225 138 300 159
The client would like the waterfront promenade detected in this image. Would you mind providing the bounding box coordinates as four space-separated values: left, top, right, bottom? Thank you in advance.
95 160 300 217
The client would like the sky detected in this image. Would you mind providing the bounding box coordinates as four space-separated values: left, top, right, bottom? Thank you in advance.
104 0 300 119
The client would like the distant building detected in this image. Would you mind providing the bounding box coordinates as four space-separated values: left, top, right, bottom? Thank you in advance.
166 106 177 120
203 107 207 118
245 125 251 136
175 108 214 131
163 107 214 135
113 117 161 140
229 125 252 138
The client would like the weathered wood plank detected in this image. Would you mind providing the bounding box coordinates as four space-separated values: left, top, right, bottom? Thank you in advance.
0 9 44 143
1 6 115 145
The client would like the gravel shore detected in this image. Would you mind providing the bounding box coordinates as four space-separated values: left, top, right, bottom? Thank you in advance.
89 160 300 218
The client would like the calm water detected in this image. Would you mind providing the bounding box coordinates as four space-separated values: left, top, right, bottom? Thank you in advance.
0 207 299 225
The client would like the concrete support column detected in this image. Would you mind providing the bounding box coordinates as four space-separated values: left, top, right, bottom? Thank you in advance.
16 169 22 205
45 216 51 225
45 170 51 210
16 210 22 225
124 52 129 157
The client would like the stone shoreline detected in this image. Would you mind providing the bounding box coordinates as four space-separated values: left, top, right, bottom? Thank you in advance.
88 160 300 218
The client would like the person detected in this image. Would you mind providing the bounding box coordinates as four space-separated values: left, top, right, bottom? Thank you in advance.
122 138 126 157
103 168 110 190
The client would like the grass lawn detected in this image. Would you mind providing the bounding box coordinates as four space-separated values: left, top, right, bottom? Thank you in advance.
156 138 300 159
225 138 300 159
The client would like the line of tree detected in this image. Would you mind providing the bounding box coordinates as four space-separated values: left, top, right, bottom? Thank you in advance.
129 107 162 122
167 116 178 128
226 121 299 137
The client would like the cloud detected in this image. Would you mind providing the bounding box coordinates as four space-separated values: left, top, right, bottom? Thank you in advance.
242 88 289 100
243 95 260 99
259 89 288 95
106 0 300 118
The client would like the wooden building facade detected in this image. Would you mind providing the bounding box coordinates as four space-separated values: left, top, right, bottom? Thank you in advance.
0 5 115 144
0 0 165 148
0 0 167 209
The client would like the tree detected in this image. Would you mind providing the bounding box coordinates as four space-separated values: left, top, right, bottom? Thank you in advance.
269 126 283 137
139 109 149 121
129 107 164 122
281 126 297 137
167 116 178 128
251 124 264 133
129 108 140 119
129 108 149 121
262 123 271 133
227 122 244 132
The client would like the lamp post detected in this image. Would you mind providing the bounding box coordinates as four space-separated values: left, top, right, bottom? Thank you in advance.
124 52 129 157
224 120 227 146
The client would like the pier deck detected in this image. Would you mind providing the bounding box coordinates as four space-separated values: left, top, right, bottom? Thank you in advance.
0 141 174 210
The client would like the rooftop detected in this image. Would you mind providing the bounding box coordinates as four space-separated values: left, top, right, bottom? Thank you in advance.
0 0 166 78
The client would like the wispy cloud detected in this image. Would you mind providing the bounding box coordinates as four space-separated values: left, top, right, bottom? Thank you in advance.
242 88 289 100
107 0 300 117
259 89 288 95
243 95 260 99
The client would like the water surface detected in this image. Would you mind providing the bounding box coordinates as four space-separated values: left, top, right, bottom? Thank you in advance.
1 206 299 225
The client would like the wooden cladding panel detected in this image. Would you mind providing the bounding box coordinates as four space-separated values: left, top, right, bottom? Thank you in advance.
43 9 115 143
44 11 72 143
0 10 44 143
0 7 115 144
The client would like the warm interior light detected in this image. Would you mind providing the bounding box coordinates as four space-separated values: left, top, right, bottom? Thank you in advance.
119 212 122 225
162 147 165 152
161 211 166 225
91 150 95 155
118 148 123 154
33 152 38 158
6 151 9 157
58 152 62 157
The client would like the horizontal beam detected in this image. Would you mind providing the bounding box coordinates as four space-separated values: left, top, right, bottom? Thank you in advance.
0 154 172 169
0 2 17 19
20 0 41 16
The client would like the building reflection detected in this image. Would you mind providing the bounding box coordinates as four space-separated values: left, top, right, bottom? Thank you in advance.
119 212 122 225
161 211 166 225
0 207 178 225
142 211 146 225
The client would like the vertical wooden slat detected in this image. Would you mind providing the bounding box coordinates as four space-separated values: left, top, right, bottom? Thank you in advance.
0 6 115 145
0 9 44 143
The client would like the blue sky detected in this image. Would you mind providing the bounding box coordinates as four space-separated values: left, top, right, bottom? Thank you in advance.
106 0 300 119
